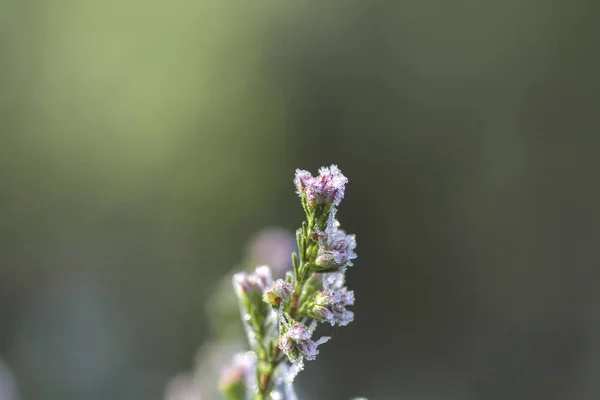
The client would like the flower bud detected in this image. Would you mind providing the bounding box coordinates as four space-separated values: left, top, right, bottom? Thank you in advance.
314 220 357 272
278 323 323 362
297 339 318 360
278 334 298 360
232 272 252 299
310 286 355 327
232 266 273 301
289 325 309 342
315 289 339 307
332 305 354 327
310 305 334 323
294 165 348 208
262 279 293 307
253 266 273 289
294 169 313 195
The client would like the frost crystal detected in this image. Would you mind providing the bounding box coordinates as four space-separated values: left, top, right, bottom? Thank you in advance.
294 165 348 207
293 169 313 195
321 272 346 290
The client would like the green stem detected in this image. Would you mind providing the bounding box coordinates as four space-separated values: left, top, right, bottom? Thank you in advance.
254 355 284 400
252 204 326 399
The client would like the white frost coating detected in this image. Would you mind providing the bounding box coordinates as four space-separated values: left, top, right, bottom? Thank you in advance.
294 165 348 207
270 391 283 400
288 358 304 383
281 364 299 400
307 320 318 334
269 363 298 400
315 336 330 346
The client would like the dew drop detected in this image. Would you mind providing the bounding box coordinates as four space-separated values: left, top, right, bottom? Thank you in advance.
270 391 282 400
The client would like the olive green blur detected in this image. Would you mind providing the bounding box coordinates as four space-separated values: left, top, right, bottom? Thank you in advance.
0 0 598 399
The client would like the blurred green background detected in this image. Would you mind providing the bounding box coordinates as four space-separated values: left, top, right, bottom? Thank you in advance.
1 0 599 399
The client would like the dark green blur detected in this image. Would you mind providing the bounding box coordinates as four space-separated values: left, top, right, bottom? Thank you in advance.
0 0 599 399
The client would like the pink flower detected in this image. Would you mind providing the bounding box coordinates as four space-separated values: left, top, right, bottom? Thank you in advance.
232 266 273 300
294 165 348 207
278 324 324 361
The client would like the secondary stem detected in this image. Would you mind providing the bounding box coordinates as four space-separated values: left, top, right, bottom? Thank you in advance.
253 212 316 399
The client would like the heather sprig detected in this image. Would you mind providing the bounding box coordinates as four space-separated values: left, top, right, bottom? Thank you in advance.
222 165 359 400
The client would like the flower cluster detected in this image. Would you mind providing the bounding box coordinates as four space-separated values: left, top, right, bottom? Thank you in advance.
224 165 358 400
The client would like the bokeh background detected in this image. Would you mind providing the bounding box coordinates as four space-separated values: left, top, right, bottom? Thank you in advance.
1 0 599 399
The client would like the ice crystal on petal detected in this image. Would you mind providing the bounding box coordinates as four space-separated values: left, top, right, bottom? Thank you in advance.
337 287 355 306
312 165 348 206
298 339 319 360
294 165 348 207
288 324 311 341
333 306 354 326
279 335 294 352
294 169 313 195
